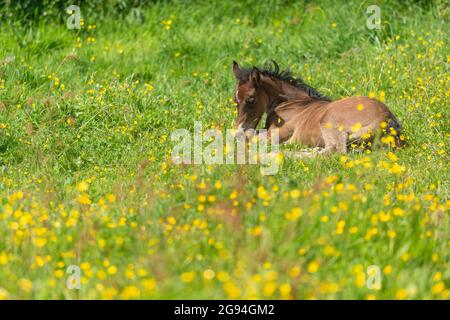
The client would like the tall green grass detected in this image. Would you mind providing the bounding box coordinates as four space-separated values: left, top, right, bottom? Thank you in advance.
0 0 448 299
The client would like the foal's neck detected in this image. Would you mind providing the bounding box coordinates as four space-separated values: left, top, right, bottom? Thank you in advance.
279 81 312 101
261 77 315 113
260 78 287 113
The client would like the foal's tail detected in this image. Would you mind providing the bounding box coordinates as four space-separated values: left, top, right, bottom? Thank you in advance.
386 112 406 148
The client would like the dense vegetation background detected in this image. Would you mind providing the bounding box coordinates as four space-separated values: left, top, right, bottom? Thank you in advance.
0 0 448 299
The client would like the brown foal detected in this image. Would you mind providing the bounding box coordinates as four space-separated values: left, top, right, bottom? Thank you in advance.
232 61 404 157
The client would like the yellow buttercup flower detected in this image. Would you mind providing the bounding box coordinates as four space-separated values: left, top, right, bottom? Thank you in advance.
308 260 320 273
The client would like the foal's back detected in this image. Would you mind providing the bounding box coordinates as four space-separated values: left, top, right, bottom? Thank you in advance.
323 96 391 130
276 96 403 151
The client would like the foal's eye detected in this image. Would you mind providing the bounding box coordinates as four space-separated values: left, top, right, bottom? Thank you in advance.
246 97 255 105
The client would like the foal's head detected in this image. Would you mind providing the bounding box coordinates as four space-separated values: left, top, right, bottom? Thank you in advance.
232 60 331 131
232 61 269 131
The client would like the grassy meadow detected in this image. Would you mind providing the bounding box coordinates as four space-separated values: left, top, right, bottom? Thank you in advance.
0 0 449 299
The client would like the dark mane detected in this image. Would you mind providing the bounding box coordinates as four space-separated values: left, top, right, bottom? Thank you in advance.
239 60 331 101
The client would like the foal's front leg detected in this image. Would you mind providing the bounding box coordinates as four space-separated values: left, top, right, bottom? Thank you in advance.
282 135 319 159
283 126 348 159
283 150 318 159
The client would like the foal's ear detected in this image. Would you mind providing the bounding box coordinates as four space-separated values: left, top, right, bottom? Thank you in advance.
250 67 261 86
232 61 241 80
